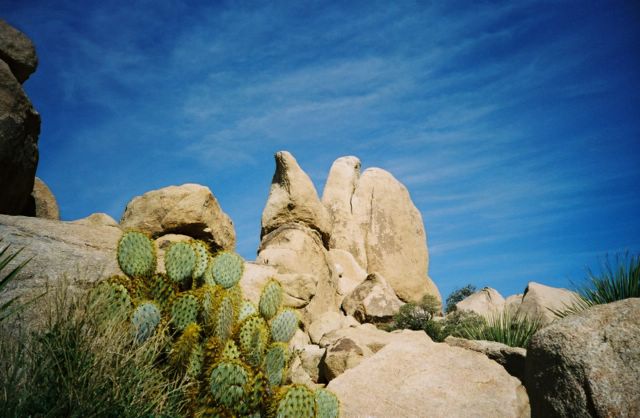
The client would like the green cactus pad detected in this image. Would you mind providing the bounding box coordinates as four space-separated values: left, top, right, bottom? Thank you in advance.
270 308 299 343
273 385 315 418
131 301 161 343
171 294 199 330
264 342 289 387
187 343 204 378
220 339 240 361
202 256 216 286
238 315 269 368
215 295 235 341
149 273 176 310
211 252 244 289
191 240 210 280
209 360 251 413
90 281 132 321
315 388 340 418
165 241 197 284
117 231 156 278
238 300 258 322
247 372 269 414
199 284 218 332
259 278 283 320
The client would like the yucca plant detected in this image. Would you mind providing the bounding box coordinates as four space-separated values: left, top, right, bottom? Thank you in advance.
553 252 640 318
0 240 40 322
461 309 543 348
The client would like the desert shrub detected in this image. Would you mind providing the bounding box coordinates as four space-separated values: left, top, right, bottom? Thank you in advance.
386 294 446 341
0 240 39 322
0 282 189 417
444 284 477 313
460 309 543 348
440 310 486 340
554 252 640 318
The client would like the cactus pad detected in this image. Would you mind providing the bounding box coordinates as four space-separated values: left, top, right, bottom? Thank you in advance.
117 231 156 277
170 322 201 372
191 240 210 280
131 301 161 343
274 385 315 418
264 342 289 387
209 360 251 413
90 281 131 320
165 242 197 284
259 278 283 320
215 295 235 341
238 300 258 322
211 252 244 289
220 339 241 361
270 308 299 342
149 273 176 310
238 315 269 368
171 294 199 330
315 388 340 418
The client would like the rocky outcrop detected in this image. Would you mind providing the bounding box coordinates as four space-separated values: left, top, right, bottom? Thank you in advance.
445 336 527 381
0 20 38 83
505 293 523 313
0 51 40 215
327 331 530 417
341 272 403 324
120 184 235 251
22 177 59 220
69 212 119 227
456 287 505 318
260 151 331 246
322 158 441 304
525 298 640 418
307 311 358 344
326 249 366 300
0 215 122 321
517 282 579 324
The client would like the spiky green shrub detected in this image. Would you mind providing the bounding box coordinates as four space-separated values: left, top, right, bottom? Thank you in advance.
0 240 38 322
554 252 640 318
92 230 339 417
445 284 477 313
461 309 543 348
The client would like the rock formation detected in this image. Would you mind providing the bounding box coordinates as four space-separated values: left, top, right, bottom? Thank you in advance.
341 272 404 324
456 287 505 318
525 298 640 417
445 336 526 381
0 20 40 216
517 281 579 324
322 156 441 304
21 177 60 220
69 212 119 227
120 183 235 251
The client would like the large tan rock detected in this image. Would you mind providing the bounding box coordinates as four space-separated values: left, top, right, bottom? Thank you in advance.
257 224 340 326
260 151 331 247
0 59 40 215
505 293 523 313
342 272 403 324
22 177 59 220
0 215 122 322
0 20 38 83
456 287 505 318
318 323 397 351
525 298 640 418
444 336 527 381
69 213 119 228
322 156 363 262
307 311 358 344
120 184 235 251
328 331 530 417
517 282 579 324
327 249 367 299
322 161 441 304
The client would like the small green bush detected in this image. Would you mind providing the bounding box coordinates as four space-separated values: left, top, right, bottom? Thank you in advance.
0 240 35 322
444 284 477 313
460 310 543 348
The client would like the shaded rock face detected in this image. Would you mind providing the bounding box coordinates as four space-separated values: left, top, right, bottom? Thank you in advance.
327 331 530 417
120 184 235 252
322 158 441 304
21 177 59 220
326 249 367 300
0 20 38 83
341 272 403 324
517 282 579 324
445 336 527 381
0 58 40 215
525 298 640 418
0 215 123 326
456 287 505 318
260 151 332 247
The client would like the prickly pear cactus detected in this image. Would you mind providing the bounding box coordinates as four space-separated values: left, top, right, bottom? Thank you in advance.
94 229 339 417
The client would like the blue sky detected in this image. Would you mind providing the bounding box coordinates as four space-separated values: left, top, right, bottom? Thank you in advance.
3 1 639 299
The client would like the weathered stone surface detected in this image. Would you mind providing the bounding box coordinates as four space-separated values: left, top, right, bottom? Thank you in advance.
257 224 340 326
308 311 358 344
456 287 505 318
289 328 311 351
318 323 396 352
517 282 579 324
0 215 122 315
260 151 331 246
342 272 403 324
242 261 318 310
322 156 362 261
120 184 235 251
505 293 523 313
0 59 40 215
0 20 38 83
296 344 325 383
327 248 366 299
525 298 640 418
445 336 527 381
69 212 119 228
322 161 441 304
22 177 59 220
328 331 530 417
